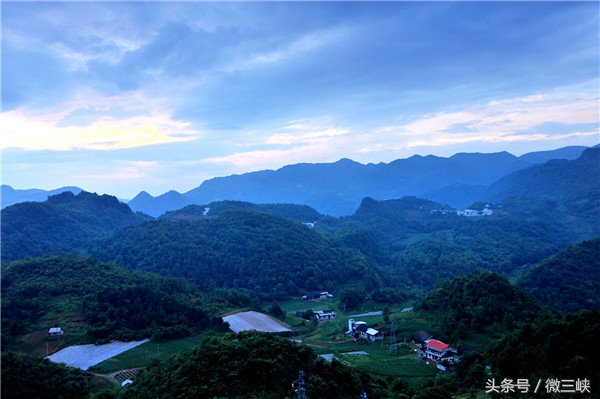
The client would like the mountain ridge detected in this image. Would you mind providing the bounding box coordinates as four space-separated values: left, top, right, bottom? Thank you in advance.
130 146 591 216
2 146 591 216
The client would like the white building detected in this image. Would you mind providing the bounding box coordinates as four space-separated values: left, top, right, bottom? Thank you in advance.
48 327 63 336
314 310 336 322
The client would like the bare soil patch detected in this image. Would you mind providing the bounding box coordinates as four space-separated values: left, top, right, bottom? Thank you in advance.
223 311 291 333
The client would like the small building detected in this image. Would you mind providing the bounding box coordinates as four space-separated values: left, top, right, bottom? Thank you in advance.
314 310 336 322
302 291 333 301
364 327 384 341
348 319 383 341
48 327 63 336
424 339 456 361
121 379 133 387
348 319 368 334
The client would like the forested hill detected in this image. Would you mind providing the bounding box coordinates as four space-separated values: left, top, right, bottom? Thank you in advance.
160 200 322 223
91 210 375 300
517 237 600 314
315 196 567 291
415 270 553 343
1 254 231 351
120 331 364 399
0 191 149 261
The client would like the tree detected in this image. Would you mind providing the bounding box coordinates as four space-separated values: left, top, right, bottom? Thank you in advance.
382 306 391 324
269 300 285 319
340 287 367 311
1 351 90 399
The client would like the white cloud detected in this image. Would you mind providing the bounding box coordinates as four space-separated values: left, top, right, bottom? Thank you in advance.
220 25 350 74
362 84 599 154
1 103 201 151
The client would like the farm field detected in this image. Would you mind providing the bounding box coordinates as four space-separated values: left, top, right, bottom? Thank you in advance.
223 311 291 333
46 339 149 370
90 335 205 373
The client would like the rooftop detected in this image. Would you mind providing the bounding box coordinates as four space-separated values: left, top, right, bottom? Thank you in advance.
426 339 449 351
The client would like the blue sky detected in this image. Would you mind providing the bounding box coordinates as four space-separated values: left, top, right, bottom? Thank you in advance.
2 1 599 199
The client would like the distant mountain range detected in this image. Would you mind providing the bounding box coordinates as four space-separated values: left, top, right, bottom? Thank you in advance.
1 145 594 217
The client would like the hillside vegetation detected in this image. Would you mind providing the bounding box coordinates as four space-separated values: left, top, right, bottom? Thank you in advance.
1 191 148 261
120 331 364 399
415 271 553 342
1 254 230 351
91 210 373 300
518 238 600 313
487 309 600 390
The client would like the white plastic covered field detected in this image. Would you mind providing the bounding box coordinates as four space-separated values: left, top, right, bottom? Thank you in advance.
46 339 149 370
223 311 291 333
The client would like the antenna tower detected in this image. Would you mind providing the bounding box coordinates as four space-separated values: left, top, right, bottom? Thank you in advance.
293 370 308 399
389 320 397 353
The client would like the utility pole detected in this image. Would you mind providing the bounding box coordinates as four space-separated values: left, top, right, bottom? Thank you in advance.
389 320 397 353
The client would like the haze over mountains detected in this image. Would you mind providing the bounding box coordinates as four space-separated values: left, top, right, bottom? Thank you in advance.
1 145 594 217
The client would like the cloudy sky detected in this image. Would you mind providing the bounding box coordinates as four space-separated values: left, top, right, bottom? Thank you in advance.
2 2 598 199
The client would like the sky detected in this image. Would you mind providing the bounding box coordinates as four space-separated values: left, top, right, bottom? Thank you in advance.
2 1 599 199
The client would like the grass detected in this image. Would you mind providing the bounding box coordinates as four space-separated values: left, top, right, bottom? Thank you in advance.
89 334 205 373
315 334 439 383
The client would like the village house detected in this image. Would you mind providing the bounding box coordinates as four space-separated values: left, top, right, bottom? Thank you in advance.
314 310 337 322
423 338 457 361
348 319 384 341
48 327 63 336
364 327 384 341
302 291 333 301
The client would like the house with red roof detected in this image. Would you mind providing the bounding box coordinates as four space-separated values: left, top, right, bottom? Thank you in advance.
424 339 455 361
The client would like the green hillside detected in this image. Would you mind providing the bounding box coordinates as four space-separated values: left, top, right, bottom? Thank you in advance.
92 210 375 300
487 309 600 391
120 331 364 399
1 191 149 261
518 238 600 313
161 200 323 223
415 270 553 342
1 254 230 352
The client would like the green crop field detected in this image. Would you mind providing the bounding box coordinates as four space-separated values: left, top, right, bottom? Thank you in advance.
89 334 205 373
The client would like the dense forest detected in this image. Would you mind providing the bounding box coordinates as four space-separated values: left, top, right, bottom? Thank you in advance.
487 309 600 395
517 238 600 313
415 271 554 342
1 351 91 399
1 254 231 350
91 210 372 300
1 191 148 261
